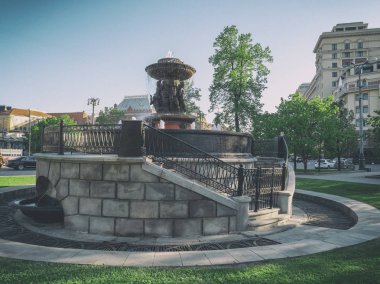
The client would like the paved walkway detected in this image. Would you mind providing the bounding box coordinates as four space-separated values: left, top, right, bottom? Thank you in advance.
0 188 379 266
297 170 380 185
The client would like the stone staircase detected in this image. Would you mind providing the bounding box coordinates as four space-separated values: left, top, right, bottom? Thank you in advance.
248 208 290 231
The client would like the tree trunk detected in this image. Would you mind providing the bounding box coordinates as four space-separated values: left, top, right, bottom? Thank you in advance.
235 109 240 132
293 153 297 170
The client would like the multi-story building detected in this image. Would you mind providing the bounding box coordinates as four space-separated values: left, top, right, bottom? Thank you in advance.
117 95 154 120
296 83 311 96
303 23 380 159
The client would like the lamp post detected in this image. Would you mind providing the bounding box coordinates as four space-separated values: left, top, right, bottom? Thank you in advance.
87 98 100 124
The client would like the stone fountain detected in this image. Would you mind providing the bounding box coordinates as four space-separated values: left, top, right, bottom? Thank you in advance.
145 55 196 129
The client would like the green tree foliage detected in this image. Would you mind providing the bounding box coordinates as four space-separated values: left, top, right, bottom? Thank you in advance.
183 80 205 129
209 25 272 132
96 106 124 124
368 110 380 142
30 115 76 154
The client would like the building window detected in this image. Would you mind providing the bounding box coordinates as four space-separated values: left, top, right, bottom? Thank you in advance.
332 53 337 59
363 106 369 113
377 63 380 70
332 62 338 68
345 43 350 50
332 81 337 87
356 93 369 101
356 119 367 127
343 52 351 58
355 106 360 113
332 72 338 77
363 65 374 73
342 59 353 67
358 42 363 49
356 51 364 57
336 28 344 32
332 43 337 50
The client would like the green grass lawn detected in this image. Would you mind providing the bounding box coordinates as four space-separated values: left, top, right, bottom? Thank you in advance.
0 176 35 187
0 178 379 283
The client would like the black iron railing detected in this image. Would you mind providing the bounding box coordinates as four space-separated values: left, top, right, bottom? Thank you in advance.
41 121 288 211
42 122 121 154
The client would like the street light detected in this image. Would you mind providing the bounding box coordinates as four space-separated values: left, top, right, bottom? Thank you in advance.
343 59 380 170
87 98 100 124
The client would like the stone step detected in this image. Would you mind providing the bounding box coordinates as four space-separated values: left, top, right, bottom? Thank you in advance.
248 208 280 221
247 217 281 231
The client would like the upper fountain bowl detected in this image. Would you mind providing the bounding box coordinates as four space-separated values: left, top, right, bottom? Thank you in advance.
145 57 196 81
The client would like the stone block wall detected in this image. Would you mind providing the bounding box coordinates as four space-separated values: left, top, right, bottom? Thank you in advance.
36 155 237 238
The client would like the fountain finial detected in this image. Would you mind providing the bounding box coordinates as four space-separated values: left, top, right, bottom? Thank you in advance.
166 50 174 58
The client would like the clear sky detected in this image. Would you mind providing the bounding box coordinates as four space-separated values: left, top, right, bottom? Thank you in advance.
1 0 380 120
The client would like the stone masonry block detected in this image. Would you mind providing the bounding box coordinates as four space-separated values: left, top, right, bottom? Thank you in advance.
103 199 129 217
130 164 159 182
103 164 129 181
37 159 50 177
64 215 89 232
79 197 102 215
145 219 173 237
48 161 61 187
61 196 79 215
117 182 144 200
115 218 143 237
61 162 79 179
189 200 216 217
145 183 174 200
130 201 159 218
217 204 237 217
203 217 229 235
56 178 69 200
175 185 204 200
173 219 202 237
69 179 90 197
160 201 188 218
229 216 237 232
80 163 102 180
89 217 114 235
90 181 116 198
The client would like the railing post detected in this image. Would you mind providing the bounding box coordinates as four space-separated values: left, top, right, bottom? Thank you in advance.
254 167 261 212
281 163 287 191
118 120 144 157
237 164 244 196
58 120 64 155
270 166 274 209
40 125 45 153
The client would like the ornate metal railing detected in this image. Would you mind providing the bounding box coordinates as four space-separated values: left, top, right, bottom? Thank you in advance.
42 123 121 154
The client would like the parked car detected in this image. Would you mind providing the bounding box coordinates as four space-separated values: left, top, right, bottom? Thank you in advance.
314 159 336 169
6 156 36 170
0 155 4 168
333 158 354 169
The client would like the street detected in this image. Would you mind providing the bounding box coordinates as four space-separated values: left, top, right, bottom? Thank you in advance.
0 166 35 176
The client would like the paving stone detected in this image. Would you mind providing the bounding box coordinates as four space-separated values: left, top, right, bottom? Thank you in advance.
70 179 90 197
130 164 159 182
175 186 204 200
204 250 239 265
130 201 159 218
64 215 89 232
160 201 188 218
123 252 155 267
103 199 129 217
153 252 182 266
79 197 102 215
89 216 115 235
189 200 216 217
173 219 202 237
56 178 69 200
90 181 116 198
61 196 79 215
179 251 211 266
203 217 229 235
227 248 262 263
117 182 144 200
80 163 102 180
145 183 174 200
61 162 79 179
103 164 129 181
115 218 144 236
145 219 173 237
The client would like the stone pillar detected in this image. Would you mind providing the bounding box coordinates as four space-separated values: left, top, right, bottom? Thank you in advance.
232 196 251 231
118 120 144 157
277 191 292 215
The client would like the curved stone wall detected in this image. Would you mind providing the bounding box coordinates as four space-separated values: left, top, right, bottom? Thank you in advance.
34 154 238 238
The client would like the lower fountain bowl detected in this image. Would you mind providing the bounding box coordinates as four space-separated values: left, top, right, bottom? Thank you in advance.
11 197 63 223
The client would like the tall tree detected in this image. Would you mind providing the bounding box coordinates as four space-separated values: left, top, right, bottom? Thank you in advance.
209 25 272 132
96 105 124 124
183 80 205 129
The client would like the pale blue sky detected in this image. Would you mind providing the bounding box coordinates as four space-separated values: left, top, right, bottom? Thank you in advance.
1 0 380 120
